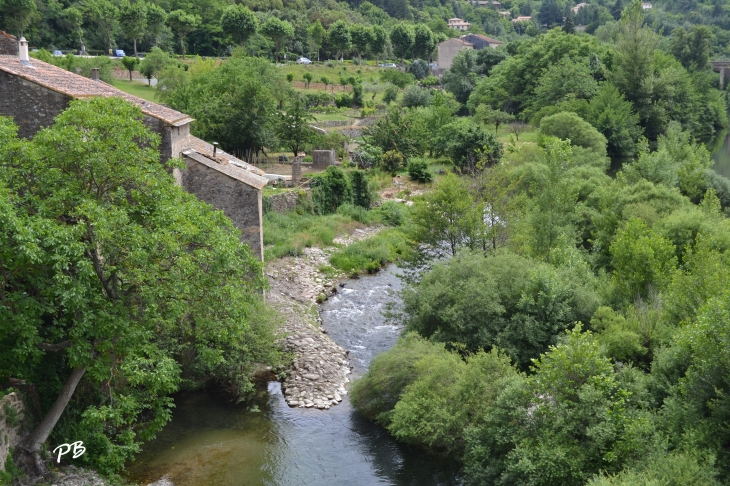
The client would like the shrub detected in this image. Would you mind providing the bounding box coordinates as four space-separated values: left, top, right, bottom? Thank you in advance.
539 111 608 157
350 170 373 208
374 201 407 226
401 85 431 108
381 150 404 175
286 72 295 82
311 165 353 214
383 84 399 104
352 143 383 169
421 75 440 86
380 69 416 88
407 158 434 183
336 203 372 223
407 59 430 80
335 93 352 108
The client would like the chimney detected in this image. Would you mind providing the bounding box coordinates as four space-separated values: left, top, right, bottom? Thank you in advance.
18 37 30 65
91 68 100 81
213 142 218 158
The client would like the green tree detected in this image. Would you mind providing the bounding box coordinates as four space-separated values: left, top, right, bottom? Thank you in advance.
434 118 503 173
350 24 372 65
145 3 167 46
0 0 37 38
410 174 481 256
499 327 646 485
609 0 659 122
443 49 480 104
585 82 642 157
369 25 388 65
119 1 147 56
350 170 372 208
260 17 294 63
220 4 258 46
539 111 608 157
121 55 140 81
83 0 119 53
302 71 313 88
526 138 579 263
364 105 428 159
398 251 600 365
61 7 84 49
167 9 200 59
390 22 415 67
0 98 269 473
413 24 436 61
277 94 315 157
610 218 678 301
528 57 598 121
327 20 351 62
669 25 714 72
164 55 286 160
307 20 326 61
474 105 515 134
139 46 171 85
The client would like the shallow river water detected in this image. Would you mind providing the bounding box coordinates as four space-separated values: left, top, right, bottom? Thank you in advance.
126 266 463 486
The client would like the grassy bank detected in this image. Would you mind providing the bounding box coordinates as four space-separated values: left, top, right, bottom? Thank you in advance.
111 79 157 102
263 201 412 274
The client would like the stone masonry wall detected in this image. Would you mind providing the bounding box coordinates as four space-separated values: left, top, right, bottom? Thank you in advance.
0 392 25 472
266 190 302 213
180 156 264 260
0 70 72 139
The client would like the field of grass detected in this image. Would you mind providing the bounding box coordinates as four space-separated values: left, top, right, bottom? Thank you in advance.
263 200 412 274
111 79 157 102
279 62 385 85
495 125 540 146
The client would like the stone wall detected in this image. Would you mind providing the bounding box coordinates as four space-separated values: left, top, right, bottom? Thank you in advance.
0 72 188 165
179 156 264 259
0 70 72 139
0 392 25 472
312 150 335 170
265 190 302 213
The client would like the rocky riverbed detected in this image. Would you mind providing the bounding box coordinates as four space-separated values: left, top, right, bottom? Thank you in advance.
265 226 383 409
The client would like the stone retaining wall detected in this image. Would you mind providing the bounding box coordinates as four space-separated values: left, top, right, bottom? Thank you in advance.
265 191 302 213
0 392 25 472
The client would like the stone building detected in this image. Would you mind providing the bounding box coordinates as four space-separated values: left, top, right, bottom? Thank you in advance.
436 37 474 73
447 18 471 31
0 42 267 259
0 31 16 55
460 33 505 50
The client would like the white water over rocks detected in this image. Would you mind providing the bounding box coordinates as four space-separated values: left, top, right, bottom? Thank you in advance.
265 226 384 409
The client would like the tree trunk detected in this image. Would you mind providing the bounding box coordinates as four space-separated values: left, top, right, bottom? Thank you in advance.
133 38 138 57
17 367 87 475
129 70 133 81
180 35 186 59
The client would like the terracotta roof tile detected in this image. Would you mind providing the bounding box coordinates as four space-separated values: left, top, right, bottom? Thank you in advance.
0 55 192 125
0 32 16 41
463 33 505 44
182 135 269 190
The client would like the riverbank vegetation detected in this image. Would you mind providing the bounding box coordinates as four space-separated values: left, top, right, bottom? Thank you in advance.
0 98 283 478
353 128 730 484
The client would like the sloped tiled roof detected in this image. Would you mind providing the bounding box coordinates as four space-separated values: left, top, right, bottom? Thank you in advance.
182 135 269 190
0 55 193 126
0 31 16 41
462 33 505 45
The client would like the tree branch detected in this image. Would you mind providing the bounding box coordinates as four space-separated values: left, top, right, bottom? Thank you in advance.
36 341 72 352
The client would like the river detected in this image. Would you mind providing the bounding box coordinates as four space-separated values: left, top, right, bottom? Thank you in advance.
711 130 730 178
126 265 463 486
